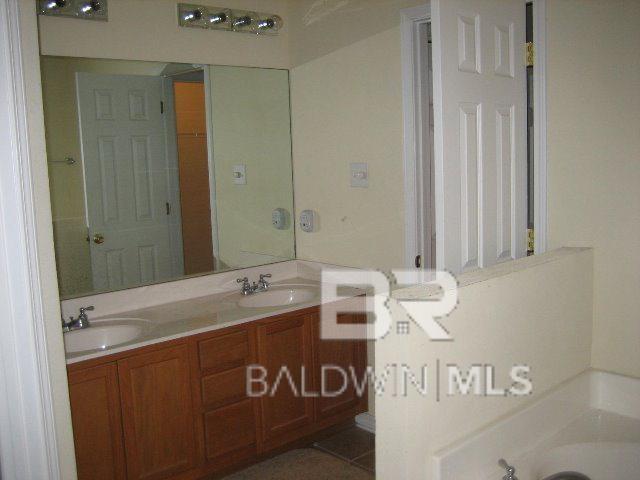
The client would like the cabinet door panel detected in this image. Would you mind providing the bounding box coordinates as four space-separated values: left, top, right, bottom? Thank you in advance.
204 399 256 459
118 345 196 480
256 314 315 442
315 313 367 419
68 363 126 480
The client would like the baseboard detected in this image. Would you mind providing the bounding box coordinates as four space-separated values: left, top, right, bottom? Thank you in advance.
355 412 375 434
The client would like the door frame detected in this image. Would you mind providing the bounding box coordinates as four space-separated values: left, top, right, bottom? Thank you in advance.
0 0 65 479
531 0 548 254
401 5 433 269
203 66 221 270
161 76 186 277
401 0 549 268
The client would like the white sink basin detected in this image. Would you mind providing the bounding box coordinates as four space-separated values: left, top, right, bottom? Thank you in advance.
231 285 318 308
64 318 149 353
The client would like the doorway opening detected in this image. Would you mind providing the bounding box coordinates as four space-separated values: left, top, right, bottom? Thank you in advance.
168 69 216 275
403 3 543 272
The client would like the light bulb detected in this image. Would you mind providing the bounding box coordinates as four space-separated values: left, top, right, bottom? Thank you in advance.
257 15 283 32
183 9 203 22
45 0 66 10
80 1 100 13
233 15 252 28
209 12 227 24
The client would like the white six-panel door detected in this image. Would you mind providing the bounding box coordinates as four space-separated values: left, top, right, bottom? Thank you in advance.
76 73 176 291
432 0 527 273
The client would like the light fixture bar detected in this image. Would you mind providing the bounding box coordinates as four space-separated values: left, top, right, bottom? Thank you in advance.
177 3 283 35
37 0 108 21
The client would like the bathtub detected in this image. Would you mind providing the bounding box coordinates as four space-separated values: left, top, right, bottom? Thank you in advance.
433 371 640 480
536 442 640 479
533 409 640 479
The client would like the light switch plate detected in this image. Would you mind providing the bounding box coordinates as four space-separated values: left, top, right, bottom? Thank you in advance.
350 162 368 188
233 165 246 185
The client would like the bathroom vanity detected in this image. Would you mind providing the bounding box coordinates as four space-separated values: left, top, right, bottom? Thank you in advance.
65 282 367 480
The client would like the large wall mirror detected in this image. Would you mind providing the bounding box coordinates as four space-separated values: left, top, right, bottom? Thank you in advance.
41 56 295 299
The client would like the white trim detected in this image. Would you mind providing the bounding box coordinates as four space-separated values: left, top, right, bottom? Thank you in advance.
0 0 62 478
355 412 376 434
204 66 221 269
161 76 186 278
532 0 548 253
401 4 431 269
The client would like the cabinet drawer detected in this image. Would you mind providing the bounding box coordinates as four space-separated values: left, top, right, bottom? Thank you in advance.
198 330 251 373
204 399 256 460
201 366 248 409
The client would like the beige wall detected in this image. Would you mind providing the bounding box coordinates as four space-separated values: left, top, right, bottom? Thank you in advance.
289 0 422 271
377 248 594 478
38 0 290 69
546 0 640 378
210 66 295 267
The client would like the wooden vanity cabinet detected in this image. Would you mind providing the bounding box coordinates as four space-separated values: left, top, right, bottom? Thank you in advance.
313 313 367 422
67 305 367 480
117 344 197 480
68 363 126 480
255 312 316 449
190 326 260 475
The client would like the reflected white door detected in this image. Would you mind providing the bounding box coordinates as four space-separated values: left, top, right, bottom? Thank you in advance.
77 72 176 291
432 0 527 273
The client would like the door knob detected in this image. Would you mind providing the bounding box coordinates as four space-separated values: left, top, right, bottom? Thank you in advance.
93 233 105 244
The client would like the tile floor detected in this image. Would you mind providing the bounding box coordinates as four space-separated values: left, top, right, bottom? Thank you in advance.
313 425 375 474
222 425 375 479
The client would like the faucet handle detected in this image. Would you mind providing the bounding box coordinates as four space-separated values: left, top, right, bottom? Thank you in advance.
79 305 95 315
259 273 272 281
498 459 517 480
237 277 249 284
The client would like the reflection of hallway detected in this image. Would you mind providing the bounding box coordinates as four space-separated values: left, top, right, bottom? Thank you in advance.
174 80 215 275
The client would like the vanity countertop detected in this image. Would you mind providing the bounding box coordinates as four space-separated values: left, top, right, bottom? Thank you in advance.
65 277 364 364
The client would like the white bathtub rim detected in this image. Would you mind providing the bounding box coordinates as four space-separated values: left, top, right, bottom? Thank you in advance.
432 369 640 480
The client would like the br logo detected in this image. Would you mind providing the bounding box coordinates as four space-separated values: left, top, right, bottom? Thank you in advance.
319 269 458 341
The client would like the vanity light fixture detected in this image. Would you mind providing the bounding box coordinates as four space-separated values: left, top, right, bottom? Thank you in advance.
178 3 282 35
37 0 108 21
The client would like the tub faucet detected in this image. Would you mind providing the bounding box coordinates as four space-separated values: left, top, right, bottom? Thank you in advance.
498 459 518 480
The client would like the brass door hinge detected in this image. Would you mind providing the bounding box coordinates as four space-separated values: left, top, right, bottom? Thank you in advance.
527 228 535 255
526 42 534 67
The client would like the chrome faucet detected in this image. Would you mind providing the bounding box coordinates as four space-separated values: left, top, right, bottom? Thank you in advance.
257 273 272 292
237 277 253 296
237 273 273 295
62 306 94 332
498 459 518 480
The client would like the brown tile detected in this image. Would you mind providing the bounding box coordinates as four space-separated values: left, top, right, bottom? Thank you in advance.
313 426 375 462
222 448 373 479
352 450 375 473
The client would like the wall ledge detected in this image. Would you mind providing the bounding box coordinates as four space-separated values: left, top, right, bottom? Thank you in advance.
392 247 592 300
